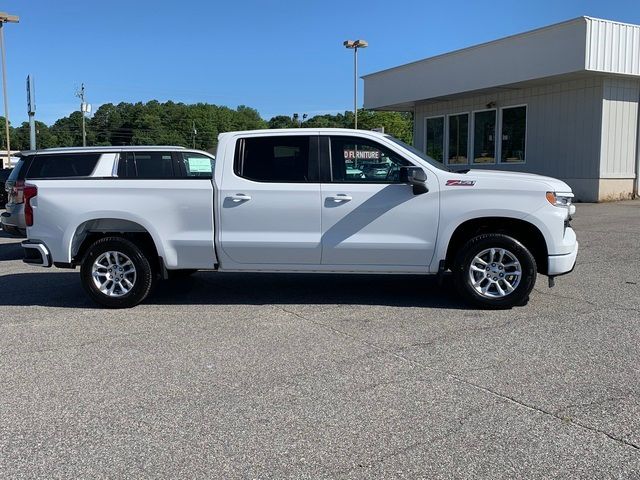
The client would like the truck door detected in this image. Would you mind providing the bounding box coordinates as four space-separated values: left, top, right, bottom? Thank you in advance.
320 135 439 269
218 134 322 266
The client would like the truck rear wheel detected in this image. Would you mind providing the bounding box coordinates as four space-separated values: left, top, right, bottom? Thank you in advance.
453 233 536 309
80 236 155 308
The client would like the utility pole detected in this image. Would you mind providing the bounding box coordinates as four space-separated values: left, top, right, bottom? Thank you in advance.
26 75 36 150
76 83 90 147
0 12 19 166
192 121 197 148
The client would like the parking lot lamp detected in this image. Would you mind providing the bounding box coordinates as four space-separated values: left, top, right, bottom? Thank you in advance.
343 39 368 129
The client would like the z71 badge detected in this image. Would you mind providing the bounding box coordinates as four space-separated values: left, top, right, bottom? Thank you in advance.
446 179 476 186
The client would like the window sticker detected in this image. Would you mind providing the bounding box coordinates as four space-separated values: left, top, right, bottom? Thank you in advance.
187 157 212 173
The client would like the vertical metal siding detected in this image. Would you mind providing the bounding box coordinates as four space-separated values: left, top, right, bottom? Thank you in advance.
600 77 640 177
586 18 640 75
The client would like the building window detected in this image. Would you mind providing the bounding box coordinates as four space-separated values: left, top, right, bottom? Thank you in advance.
448 113 469 164
500 106 526 163
473 110 496 164
425 116 444 162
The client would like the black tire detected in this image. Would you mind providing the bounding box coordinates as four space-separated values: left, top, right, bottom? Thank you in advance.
166 269 198 280
80 236 155 308
453 233 536 309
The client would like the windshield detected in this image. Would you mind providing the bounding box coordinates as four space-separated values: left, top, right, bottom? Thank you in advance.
384 135 452 172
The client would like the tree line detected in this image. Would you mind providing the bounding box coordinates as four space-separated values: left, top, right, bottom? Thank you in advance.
0 101 412 152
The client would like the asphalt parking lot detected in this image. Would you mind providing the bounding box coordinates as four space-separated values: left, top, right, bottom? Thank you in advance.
1 200 639 478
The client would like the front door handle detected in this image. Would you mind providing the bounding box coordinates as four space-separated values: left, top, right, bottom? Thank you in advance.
328 194 352 202
229 193 252 202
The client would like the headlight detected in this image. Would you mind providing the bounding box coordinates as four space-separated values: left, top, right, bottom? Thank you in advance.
546 191 573 207
546 191 576 217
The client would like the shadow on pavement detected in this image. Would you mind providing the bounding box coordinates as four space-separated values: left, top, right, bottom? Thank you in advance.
0 269 466 310
0 237 24 261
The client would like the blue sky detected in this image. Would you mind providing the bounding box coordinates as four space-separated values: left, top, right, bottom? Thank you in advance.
1 0 639 125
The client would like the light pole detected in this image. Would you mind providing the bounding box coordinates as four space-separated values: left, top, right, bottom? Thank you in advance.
27 74 36 150
0 12 19 166
343 39 367 130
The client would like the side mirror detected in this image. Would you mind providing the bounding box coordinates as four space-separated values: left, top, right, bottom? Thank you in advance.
401 166 429 195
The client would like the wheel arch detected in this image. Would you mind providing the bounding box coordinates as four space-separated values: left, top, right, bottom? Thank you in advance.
443 217 549 275
69 217 164 269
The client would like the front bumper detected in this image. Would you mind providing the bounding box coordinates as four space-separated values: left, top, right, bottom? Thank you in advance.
22 240 52 268
548 241 579 276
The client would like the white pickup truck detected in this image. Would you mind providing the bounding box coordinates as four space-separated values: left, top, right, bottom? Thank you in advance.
21 128 578 309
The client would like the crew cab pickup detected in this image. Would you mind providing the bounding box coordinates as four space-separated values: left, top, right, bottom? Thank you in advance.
21 128 578 309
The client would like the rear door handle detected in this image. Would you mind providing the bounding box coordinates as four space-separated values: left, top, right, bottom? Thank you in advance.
229 193 251 202
328 194 352 202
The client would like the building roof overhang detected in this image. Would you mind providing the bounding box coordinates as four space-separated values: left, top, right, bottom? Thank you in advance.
364 17 640 111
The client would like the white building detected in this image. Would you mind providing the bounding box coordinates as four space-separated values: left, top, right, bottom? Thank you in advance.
0 150 20 169
363 17 640 201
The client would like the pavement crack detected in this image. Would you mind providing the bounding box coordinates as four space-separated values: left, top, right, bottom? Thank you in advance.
280 306 640 454
555 394 632 416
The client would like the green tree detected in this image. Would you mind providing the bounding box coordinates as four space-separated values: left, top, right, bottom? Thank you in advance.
1 103 414 151
268 115 298 129
301 110 413 143
355 110 413 143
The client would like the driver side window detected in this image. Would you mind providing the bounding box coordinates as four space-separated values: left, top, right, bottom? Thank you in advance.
329 136 410 183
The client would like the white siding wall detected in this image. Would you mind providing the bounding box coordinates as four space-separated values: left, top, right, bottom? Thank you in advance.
600 77 640 178
586 18 640 76
414 77 606 200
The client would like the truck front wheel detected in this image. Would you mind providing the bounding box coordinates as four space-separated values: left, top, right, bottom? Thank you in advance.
453 233 536 309
80 236 155 308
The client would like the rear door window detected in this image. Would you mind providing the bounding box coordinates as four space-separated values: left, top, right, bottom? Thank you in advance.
27 153 100 178
234 136 316 182
117 152 175 178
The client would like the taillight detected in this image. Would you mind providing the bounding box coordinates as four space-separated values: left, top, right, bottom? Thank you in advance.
24 184 37 227
11 179 25 204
